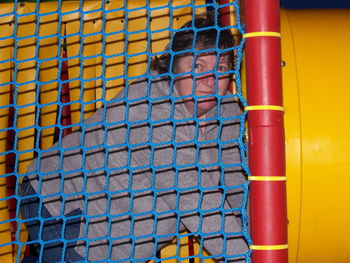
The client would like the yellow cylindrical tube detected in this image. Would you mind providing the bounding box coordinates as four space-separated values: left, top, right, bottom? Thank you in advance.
281 9 350 263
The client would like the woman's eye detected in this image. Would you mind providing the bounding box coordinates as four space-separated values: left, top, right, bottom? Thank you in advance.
194 63 201 70
217 65 227 72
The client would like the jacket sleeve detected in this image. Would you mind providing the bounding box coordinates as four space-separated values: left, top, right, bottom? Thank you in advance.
219 99 248 213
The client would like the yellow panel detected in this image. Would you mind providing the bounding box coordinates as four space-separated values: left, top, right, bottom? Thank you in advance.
125 2 148 78
224 2 240 95
179 235 194 262
80 19 98 118
0 20 14 263
83 18 106 111
62 0 104 22
15 3 43 261
65 17 84 127
38 6 60 150
90 18 105 109
0 3 14 23
103 7 126 101
154 233 214 263
15 4 36 175
149 4 171 56
65 20 90 125
193 240 215 263
150 0 207 56
64 3 105 124
155 235 181 263
63 1 99 125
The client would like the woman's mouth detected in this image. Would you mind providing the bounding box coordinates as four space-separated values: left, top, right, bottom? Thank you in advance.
196 90 215 96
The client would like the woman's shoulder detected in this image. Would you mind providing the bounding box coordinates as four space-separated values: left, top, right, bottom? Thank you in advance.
220 91 243 118
124 70 170 100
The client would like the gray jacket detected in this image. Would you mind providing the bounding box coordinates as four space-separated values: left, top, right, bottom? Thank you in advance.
21 73 249 262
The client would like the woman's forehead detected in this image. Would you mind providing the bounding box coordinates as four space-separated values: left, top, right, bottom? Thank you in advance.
174 51 232 73
193 52 231 63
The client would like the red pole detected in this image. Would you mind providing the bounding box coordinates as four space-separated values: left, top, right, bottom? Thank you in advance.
244 0 288 262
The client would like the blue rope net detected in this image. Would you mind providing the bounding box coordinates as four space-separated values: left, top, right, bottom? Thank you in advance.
0 0 251 262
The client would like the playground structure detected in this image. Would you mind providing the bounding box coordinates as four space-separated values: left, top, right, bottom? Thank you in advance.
0 0 349 262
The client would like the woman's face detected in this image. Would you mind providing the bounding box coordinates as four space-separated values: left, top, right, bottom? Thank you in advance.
174 52 231 118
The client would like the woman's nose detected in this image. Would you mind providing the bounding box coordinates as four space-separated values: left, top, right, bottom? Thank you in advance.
202 73 215 86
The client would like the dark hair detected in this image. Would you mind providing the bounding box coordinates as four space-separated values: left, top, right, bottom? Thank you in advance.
151 12 236 75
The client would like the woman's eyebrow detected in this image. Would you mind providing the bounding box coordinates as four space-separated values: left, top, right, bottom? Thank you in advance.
195 55 218 63
195 56 207 63
218 56 230 63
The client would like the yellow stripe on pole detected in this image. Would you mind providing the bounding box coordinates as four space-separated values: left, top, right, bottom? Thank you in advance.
250 244 288 250
243 31 281 38
244 105 285 112
248 176 287 181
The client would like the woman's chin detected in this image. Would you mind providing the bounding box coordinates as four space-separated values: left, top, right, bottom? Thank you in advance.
196 100 217 117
